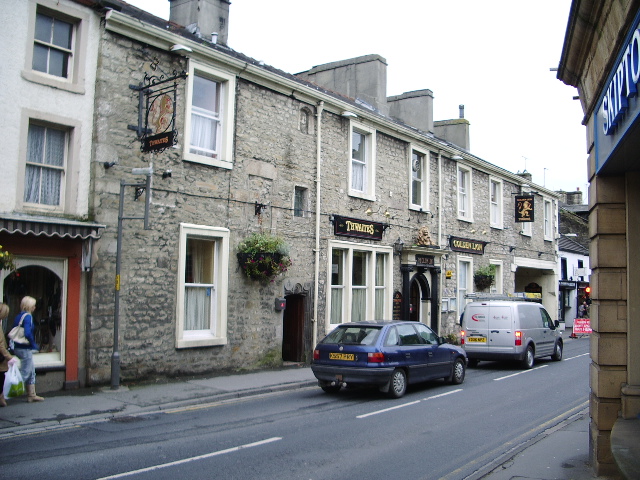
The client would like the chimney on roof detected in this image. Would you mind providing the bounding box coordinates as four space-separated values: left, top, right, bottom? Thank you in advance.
169 0 230 46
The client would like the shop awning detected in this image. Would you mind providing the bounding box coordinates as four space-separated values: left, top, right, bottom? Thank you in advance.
0 213 105 240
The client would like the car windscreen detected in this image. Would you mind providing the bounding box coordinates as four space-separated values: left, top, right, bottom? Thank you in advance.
320 326 382 346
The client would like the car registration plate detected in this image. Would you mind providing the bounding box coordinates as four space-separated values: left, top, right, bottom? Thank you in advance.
467 337 486 343
329 353 355 361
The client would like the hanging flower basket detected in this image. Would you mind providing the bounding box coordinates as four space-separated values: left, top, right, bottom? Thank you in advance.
236 233 292 282
473 274 494 290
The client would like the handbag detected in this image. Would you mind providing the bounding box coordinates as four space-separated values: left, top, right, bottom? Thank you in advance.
3 361 24 398
8 314 29 345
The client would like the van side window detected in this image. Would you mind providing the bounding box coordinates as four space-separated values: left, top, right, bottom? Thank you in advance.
540 308 553 328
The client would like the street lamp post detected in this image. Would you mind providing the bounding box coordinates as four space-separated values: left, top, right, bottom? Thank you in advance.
111 168 152 390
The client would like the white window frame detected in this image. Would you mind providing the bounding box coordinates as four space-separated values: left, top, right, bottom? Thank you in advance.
176 223 229 348
457 165 473 222
18 109 80 214
348 121 376 200
521 218 532 236
543 198 553 241
183 61 236 169
489 260 503 294
409 146 429 211
326 241 392 327
458 256 473 316
23 0 89 94
489 177 503 229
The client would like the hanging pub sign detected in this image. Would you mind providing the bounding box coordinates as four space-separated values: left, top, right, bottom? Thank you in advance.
333 215 385 241
449 236 487 255
515 195 535 222
128 62 187 153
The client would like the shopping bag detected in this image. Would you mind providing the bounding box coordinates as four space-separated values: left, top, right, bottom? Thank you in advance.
3 362 25 398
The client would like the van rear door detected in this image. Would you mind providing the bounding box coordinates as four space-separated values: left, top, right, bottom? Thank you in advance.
486 305 515 354
463 303 490 354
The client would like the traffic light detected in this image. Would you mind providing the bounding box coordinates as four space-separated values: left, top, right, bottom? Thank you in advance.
585 286 591 303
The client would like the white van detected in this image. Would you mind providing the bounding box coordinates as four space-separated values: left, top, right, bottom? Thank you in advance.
460 299 563 369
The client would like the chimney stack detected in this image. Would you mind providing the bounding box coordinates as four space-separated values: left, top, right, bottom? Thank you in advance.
169 0 230 46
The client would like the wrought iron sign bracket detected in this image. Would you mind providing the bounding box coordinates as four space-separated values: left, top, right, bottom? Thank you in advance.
128 69 188 153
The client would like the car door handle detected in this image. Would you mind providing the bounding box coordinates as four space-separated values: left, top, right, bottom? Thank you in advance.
428 352 433 357
490 330 499 333
405 353 411 358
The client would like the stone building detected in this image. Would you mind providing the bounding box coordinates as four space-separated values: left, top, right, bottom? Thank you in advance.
558 0 640 475
2 0 560 391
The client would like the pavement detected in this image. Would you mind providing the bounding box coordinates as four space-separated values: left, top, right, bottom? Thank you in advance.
0 361 626 479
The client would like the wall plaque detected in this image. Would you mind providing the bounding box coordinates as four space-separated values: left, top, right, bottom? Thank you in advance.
333 215 385 241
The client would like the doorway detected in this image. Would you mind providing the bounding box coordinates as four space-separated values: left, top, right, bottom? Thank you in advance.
409 273 432 327
282 294 305 362
1 257 66 367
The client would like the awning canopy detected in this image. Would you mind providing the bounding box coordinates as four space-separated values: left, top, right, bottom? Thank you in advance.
0 213 105 240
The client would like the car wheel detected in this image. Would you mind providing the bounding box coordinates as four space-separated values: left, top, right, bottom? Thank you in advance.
386 369 407 398
467 359 479 368
320 383 342 394
449 357 466 385
521 345 534 369
551 341 563 361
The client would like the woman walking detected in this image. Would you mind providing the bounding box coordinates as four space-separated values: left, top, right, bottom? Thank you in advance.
11 296 44 402
0 303 17 406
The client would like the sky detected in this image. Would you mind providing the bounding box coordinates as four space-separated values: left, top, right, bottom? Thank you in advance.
125 0 587 194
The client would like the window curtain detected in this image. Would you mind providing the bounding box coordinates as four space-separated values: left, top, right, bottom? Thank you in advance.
351 131 366 191
25 125 64 205
184 240 212 331
330 288 343 324
374 254 385 319
351 251 367 322
190 107 219 158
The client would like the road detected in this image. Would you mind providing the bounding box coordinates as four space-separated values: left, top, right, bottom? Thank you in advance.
0 338 589 480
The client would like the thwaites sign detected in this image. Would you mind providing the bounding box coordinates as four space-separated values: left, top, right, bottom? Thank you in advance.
333 215 385 241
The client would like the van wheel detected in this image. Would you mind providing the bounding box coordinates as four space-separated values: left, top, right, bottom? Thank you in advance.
551 341 563 361
449 358 466 385
521 346 534 369
386 369 407 398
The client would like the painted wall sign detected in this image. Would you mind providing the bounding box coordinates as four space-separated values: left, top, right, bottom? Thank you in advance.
333 215 385 240
393 291 402 320
449 236 487 255
515 195 535 222
415 254 435 267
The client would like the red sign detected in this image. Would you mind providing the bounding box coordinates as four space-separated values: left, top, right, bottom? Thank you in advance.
573 318 592 334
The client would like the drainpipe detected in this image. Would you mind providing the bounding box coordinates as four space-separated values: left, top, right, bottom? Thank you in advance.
438 151 443 246
312 101 324 350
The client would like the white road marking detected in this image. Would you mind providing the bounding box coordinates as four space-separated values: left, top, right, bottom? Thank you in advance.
96 437 282 479
494 365 548 381
564 352 590 361
357 389 463 419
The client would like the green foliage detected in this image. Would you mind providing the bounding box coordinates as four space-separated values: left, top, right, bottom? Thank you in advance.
237 232 290 256
0 245 16 271
255 347 283 369
237 233 292 282
474 264 496 277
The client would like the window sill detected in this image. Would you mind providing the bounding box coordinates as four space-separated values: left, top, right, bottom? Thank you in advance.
22 70 85 95
183 153 233 170
348 191 376 202
176 336 227 349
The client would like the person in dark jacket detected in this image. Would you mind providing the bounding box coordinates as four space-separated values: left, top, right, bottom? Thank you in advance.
11 296 44 402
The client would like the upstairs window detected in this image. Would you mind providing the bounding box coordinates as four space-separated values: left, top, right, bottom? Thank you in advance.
184 62 236 169
544 199 553 240
348 122 376 200
24 122 66 207
294 186 308 217
33 12 73 78
410 148 429 211
457 165 473 221
490 178 503 228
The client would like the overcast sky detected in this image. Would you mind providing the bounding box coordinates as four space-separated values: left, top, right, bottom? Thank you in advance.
125 0 586 194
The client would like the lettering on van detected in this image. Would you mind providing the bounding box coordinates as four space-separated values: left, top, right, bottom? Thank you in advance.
471 314 486 322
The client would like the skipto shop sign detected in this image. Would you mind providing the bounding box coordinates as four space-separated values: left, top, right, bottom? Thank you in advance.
594 12 640 174
600 22 640 136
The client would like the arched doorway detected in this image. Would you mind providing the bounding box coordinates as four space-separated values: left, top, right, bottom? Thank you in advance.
1 257 66 367
409 272 431 327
